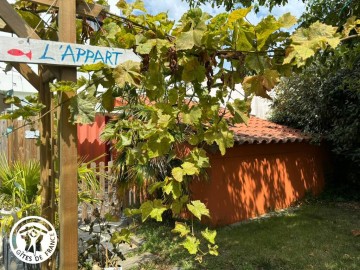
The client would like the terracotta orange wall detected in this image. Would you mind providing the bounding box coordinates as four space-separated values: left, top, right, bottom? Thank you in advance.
190 142 328 226
77 114 108 163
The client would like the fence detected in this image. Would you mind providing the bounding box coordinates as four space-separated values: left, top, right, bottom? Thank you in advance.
0 119 40 162
79 161 142 222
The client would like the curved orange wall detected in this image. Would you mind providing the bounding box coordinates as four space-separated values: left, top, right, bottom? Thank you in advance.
190 142 328 226
77 115 108 163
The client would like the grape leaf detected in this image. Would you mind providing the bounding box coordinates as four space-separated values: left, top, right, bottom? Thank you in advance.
187 200 210 220
208 244 219 256
110 228 131 245
140 199 167 222
176 20 206 50
181 57 206 82
255 15 280 50
113 60 142 88
227 6 252 25
201 228 217 244
181 236 200 255
171 195 189 214
69 93 97 124
163 179 181 199
182 162 199 175
171 222 190 237
278 12 297 28
101 88 114 112
285 21 341 66
172 167 184 182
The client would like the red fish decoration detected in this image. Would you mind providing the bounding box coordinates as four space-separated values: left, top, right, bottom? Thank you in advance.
7 49 32 60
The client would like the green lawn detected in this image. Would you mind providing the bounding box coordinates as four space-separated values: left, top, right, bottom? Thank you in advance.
130 201 360 270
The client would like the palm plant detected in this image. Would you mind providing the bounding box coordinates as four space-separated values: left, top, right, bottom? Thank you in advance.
101 102 192 211
0 153 103 233
0 154 41 233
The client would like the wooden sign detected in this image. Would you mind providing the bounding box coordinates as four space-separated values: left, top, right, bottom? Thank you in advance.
0 36 140 67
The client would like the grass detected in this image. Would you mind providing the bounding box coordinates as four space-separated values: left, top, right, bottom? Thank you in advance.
130 200 360 270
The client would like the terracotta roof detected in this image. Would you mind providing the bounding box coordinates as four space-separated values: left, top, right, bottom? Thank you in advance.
231 116 309 144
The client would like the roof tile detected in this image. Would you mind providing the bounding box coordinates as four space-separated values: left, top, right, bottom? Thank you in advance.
231 116 309 144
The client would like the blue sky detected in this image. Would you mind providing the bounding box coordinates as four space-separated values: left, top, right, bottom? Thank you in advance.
107 0 306 23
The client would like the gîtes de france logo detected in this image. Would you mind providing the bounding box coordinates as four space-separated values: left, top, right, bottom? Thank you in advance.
9 216 57 264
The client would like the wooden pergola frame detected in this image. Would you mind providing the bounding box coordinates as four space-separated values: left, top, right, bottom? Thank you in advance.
0 0 106 269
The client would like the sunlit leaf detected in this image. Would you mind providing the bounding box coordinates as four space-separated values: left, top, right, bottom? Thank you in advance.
227 7 252 25
171 222 190 237
80 62 106 72
163 179 181 199
172 167 184 182
182 162 199 175
201 228 216 244
285 21 341 66
187 200 210 220
181 236 200 255
140 199 167 222
110 228 131 245
113 60 142 88
208 244 219 256
278 12 297 28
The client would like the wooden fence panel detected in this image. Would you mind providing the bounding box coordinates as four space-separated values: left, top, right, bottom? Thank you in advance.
4 119 40 163
0 120 8 157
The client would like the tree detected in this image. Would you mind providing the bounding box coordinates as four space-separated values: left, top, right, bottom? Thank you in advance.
299 0 360 27
270 0 360 196
271 41 360 195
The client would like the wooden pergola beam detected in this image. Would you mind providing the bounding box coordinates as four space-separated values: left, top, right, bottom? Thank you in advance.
10 62 41 90
0 0 39 39
27 0 105 17
0 0 59 84
0 18 12 32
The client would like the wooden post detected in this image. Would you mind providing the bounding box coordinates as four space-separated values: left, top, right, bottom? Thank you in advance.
58 0 78 269
39 66 55 270
39 67 53 222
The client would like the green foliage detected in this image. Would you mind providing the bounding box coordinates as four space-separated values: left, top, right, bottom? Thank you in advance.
0 93 45 122
0 154 102 233
201 228 217 244
300 0 360 28
184 0 293 12
77 2 348 261
181 235 200 255
0 154 40 233
187 200 210 220
139 199 168 222
285 21 341 67
78 214 127 269
110 228 132 245
172 221 191 237
271 46 360 188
